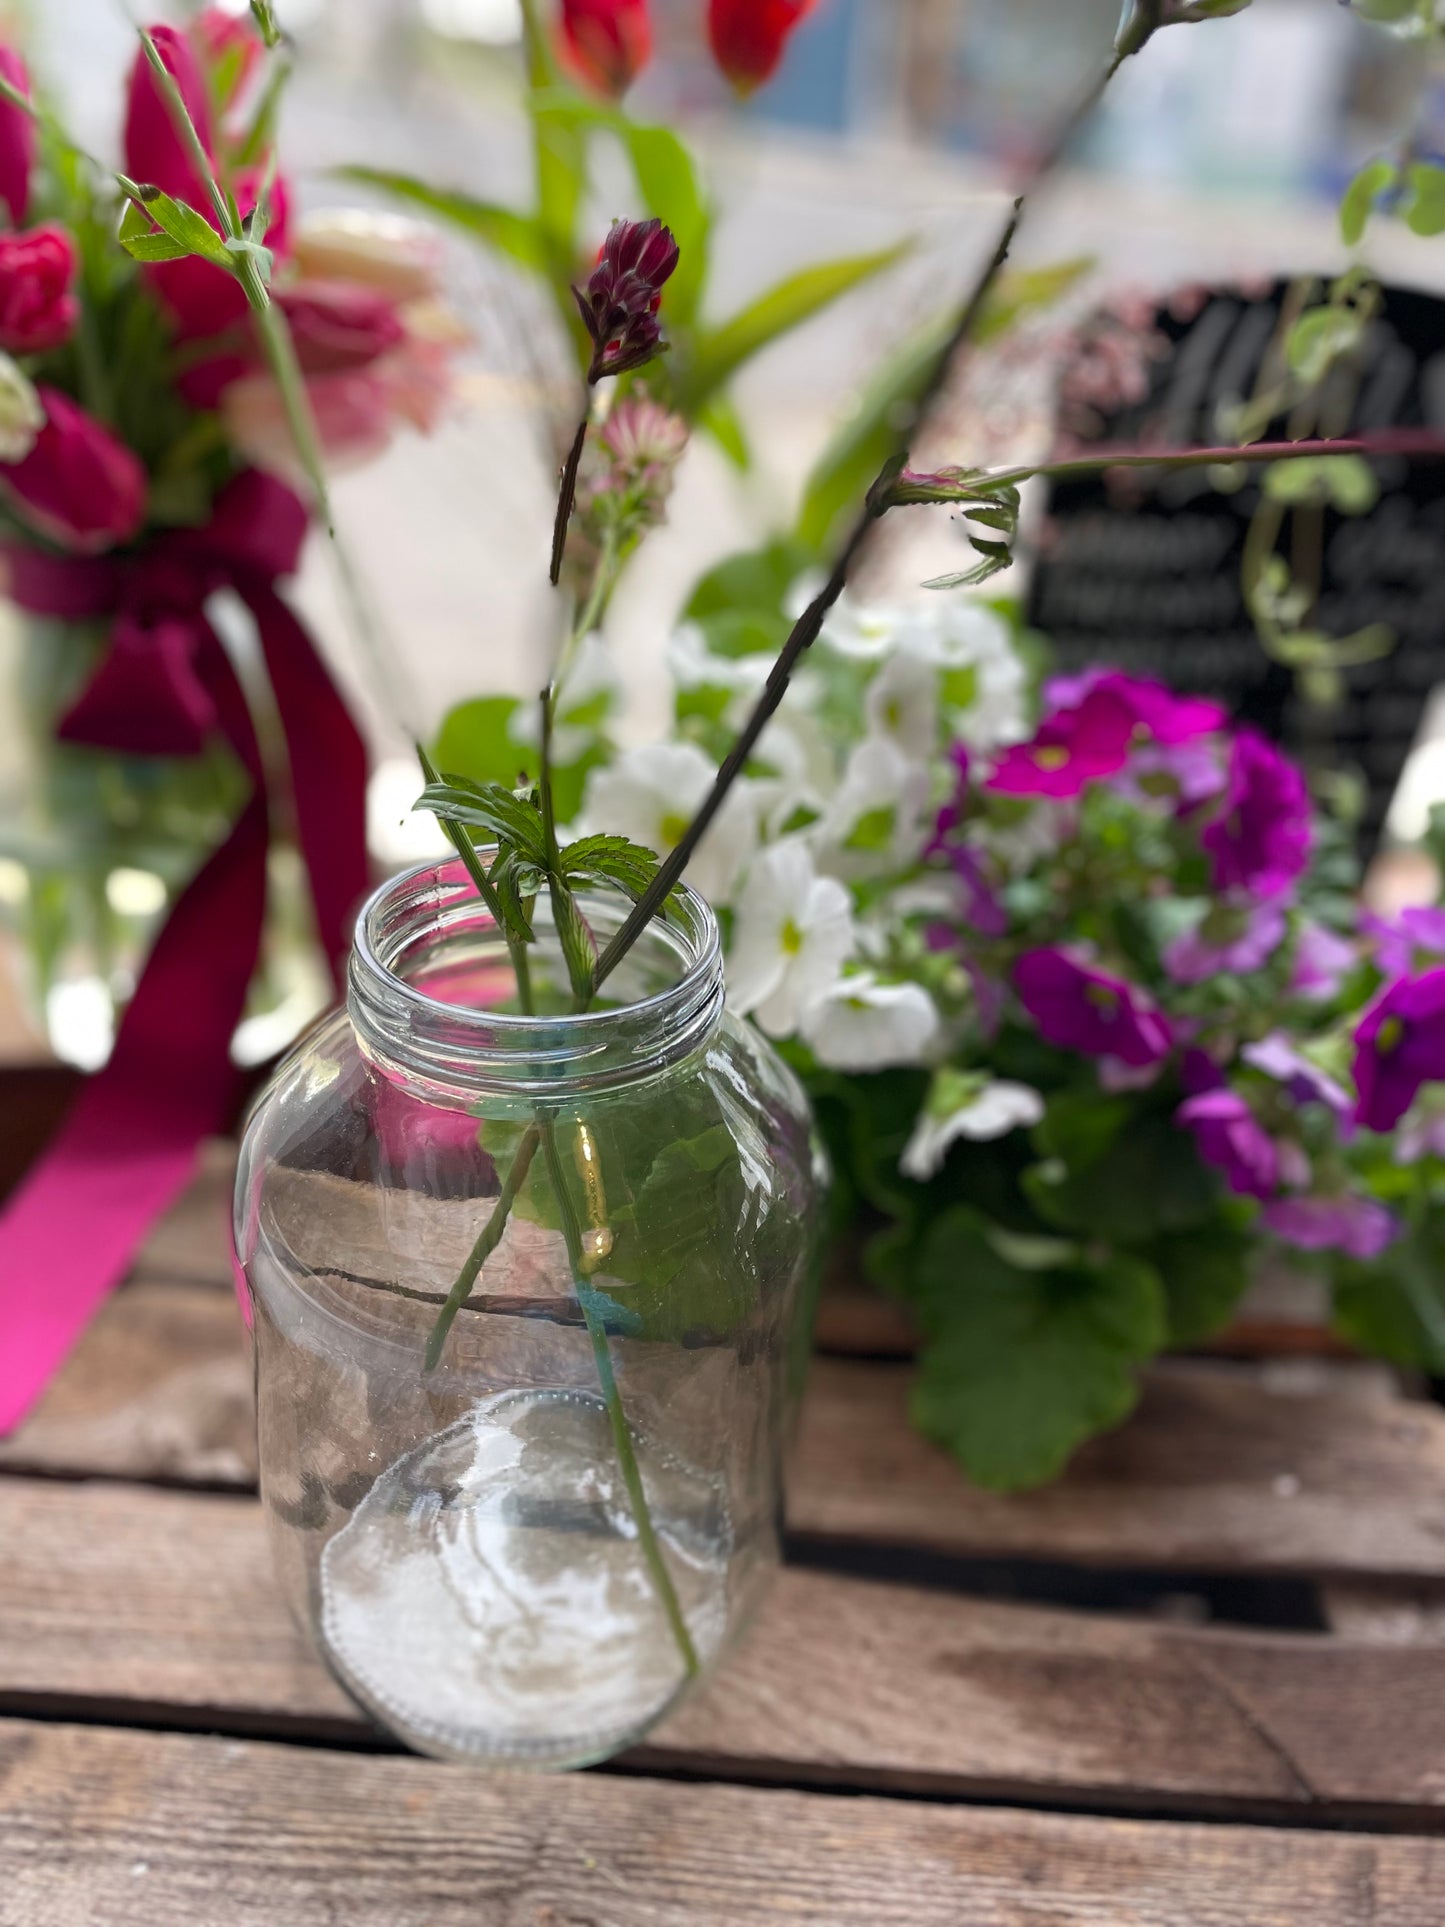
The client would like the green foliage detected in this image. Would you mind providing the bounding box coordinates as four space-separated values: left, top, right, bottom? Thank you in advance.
685 539 814 623
1403 161 1445 237
1023 1103 1218 1245
909 1210 1166 1491
1334 1205 1445 1371
418 775 548 863
333 169 546 271
1340 158 1398 246
596 1125 762 1341
678 241 912 417
433 696 599 823
556 832 673 905
1262 454 1378 514
117 182 234 272
1149 1218 1253 1347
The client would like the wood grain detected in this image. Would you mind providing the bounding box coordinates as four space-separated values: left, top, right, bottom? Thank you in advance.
5 1476 1445 1820
7 1279 1445 1579
2 1717 1442 1927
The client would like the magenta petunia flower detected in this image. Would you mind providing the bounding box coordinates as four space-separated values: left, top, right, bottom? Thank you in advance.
1013 947 1172 1067
1200 729 1312 900
1291 921 1357 1001
1352 969 1445 1132
1163 899 1287 984
1177 1090 1279 1199
1262 1193 1400 1259
990 670 1224 800
1362 906 1445 981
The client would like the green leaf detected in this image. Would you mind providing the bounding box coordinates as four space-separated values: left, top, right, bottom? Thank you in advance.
597 1125 761 1341
696 393 751 469
490 851 538 947
1149 1220 1253 1347
1287 304 1365 384
560 832 668 902
1404 161 1445 237
418 777 548 864
117 179 234 272
1022 1107 1218 1245
1263 454 1379 514
682 241 912 415
1032 1089 1133 1172
1334 1207 1445 1372
433 696 601 824
549 878 596 1002
910 1210 1166 1490
334 167 545 273
1340 158 1398 246
250 0 283 46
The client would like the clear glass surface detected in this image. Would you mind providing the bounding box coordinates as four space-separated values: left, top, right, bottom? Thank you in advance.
234 857 825 1768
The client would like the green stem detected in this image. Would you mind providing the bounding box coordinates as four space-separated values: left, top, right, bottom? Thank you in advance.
537 1116 701 1679
423 1125 540 1371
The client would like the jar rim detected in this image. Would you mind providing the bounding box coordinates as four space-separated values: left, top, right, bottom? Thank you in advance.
348 858 726 1100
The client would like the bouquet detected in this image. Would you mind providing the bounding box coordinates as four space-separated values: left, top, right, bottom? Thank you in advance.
0 8 463 1064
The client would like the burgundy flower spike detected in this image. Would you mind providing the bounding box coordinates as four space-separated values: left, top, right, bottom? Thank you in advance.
573 217 679 384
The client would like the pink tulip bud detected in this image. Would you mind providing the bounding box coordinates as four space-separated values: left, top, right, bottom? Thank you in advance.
0 387 146 554
124 23 216 203
560 0 652 97
0 226 79 356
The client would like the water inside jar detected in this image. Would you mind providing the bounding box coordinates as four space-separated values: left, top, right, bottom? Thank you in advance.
318 1387 732 1766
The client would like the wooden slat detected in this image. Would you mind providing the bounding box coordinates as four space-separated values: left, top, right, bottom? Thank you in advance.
5 1475 1445 1821
2 1717 1442 1926
9 1279 1445 1580
133 1140 236 1288
791 1356 1445 1581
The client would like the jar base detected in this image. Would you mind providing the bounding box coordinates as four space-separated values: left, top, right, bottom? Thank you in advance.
317 1387 732 1768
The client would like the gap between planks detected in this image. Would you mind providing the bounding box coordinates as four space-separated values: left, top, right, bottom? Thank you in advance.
6 1274 1445 1582
3 1476 1445 1830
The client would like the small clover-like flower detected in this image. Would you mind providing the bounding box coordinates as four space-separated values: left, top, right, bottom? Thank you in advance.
573 217 679 384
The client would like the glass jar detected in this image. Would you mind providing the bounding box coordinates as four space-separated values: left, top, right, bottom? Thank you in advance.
233 856 825 1769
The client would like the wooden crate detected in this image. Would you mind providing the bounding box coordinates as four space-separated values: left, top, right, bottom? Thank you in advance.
4 1138 1445 1924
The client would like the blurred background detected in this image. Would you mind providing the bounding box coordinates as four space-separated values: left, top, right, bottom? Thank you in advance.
3 0 1444 1061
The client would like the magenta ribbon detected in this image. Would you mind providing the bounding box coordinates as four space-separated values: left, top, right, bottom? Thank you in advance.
0 469 369 1433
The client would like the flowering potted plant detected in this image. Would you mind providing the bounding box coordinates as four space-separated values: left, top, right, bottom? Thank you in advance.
0 8 462 1068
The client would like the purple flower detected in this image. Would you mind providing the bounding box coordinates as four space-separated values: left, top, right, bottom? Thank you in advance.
573 218 679 383
989 671 1224 800
1395 1110 1445 1164
1163 899 1287 984
1262 1193 1400 1259
1201 730 1312 900
1362 906 1445 980
1181 1046 1226 1095
1352 969 1445 1132
1291 921 1357 1001
928 745 1008 936
1242 1033 1352 1117
1122 736 1228 812
1178 1090 1280 1199
1014 947 1172 1067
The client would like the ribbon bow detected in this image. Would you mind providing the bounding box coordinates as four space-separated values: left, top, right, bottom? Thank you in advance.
0 469 369 1433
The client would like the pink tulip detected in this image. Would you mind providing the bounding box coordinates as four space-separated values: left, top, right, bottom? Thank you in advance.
124 23 215 202
0 47 33 226
189 6 265 110
0 387 147 553
0 226 79 356
278 282 408 374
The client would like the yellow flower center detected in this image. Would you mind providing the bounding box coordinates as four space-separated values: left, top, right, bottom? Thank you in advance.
780 917 804 957
1036 746 1069 771
660 811 689 846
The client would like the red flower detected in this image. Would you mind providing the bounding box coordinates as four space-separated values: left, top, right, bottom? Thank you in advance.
0 387 147 554
573 217 679 382
560 0 652 96
0 226 79 356
707 0 817 94
0 46 33 226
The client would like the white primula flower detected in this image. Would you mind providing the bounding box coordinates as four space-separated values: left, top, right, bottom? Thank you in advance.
900 1073 1045 1181
727 839 856 1036
898 599 1027 752
667 623 770 696
864 646 939 760
580 742 759 905
0 353 43 463
800 973 941 1072
511 632 620 764
818 736 932 876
